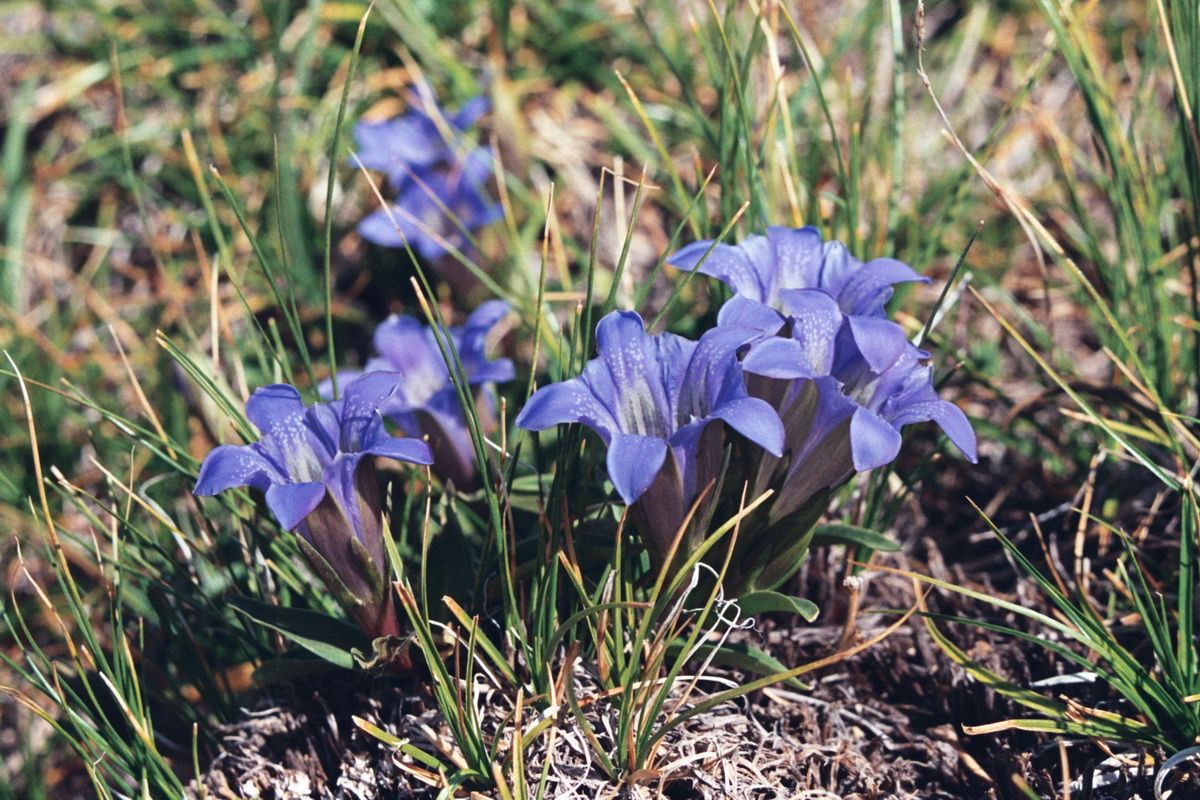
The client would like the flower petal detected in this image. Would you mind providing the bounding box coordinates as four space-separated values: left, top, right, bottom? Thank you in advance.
351 117 444 177
741 337 818 380
464 298 510 331
514 380 618 441
594 311 679 439
265 481 328 531
317 453 370 538
450 96 489 131
674 324 753 418
194 444 279 495
244 384 307 437
667 237 772 302
844 315 909 373
316 372 365 401
372 314 426 363
849 407 903 471
382 167 498 259
715 295 785 334
777 288 844 374
357 207 408 248
387 179 453 255
242 385 333 482
459 300 515 384
889 399 978 463
337 371 403 452
342 370 403 415
606 434 669 505
766 226 824 297
834 257 929 317
371 316 445 405
366 435 435 466
711 396 785 456
456 146 496 187
470 357 515 385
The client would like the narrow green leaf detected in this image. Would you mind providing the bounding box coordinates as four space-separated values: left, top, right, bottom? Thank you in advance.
442 596 518 685
810 523 901 553
251 653 340 686
667 638 810 690
735 590 819 622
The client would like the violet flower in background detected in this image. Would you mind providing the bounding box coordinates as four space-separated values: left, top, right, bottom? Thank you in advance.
353 91 501 259
353 94 488 187
325 300 514 490
194 374 433 642
516 309 783 568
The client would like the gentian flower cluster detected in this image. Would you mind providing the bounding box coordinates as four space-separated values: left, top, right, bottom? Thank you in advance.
194 374 433 642
325 300 515 490
354 90 501 259
670 225 975 501
520 226 976 596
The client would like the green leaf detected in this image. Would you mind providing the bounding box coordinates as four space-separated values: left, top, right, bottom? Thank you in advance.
226 595 367 670
250 652 339 687
810 523 900 552
668 638 811 691
735 590 820 622
353 715 405 747
353 717 452 772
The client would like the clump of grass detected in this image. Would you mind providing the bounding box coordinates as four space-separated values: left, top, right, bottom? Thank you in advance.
899 0 1200 776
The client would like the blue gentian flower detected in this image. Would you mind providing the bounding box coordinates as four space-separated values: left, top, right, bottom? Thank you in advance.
667 227 973 518
665 229 976 595
738 290 976 524
357 148 502 260
325 300 514 490
667 225 928 326
834 338 977 467
353 92 501 259
516 310 784 564
352 94 488 187
739 288 911 378
194 374 433 640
